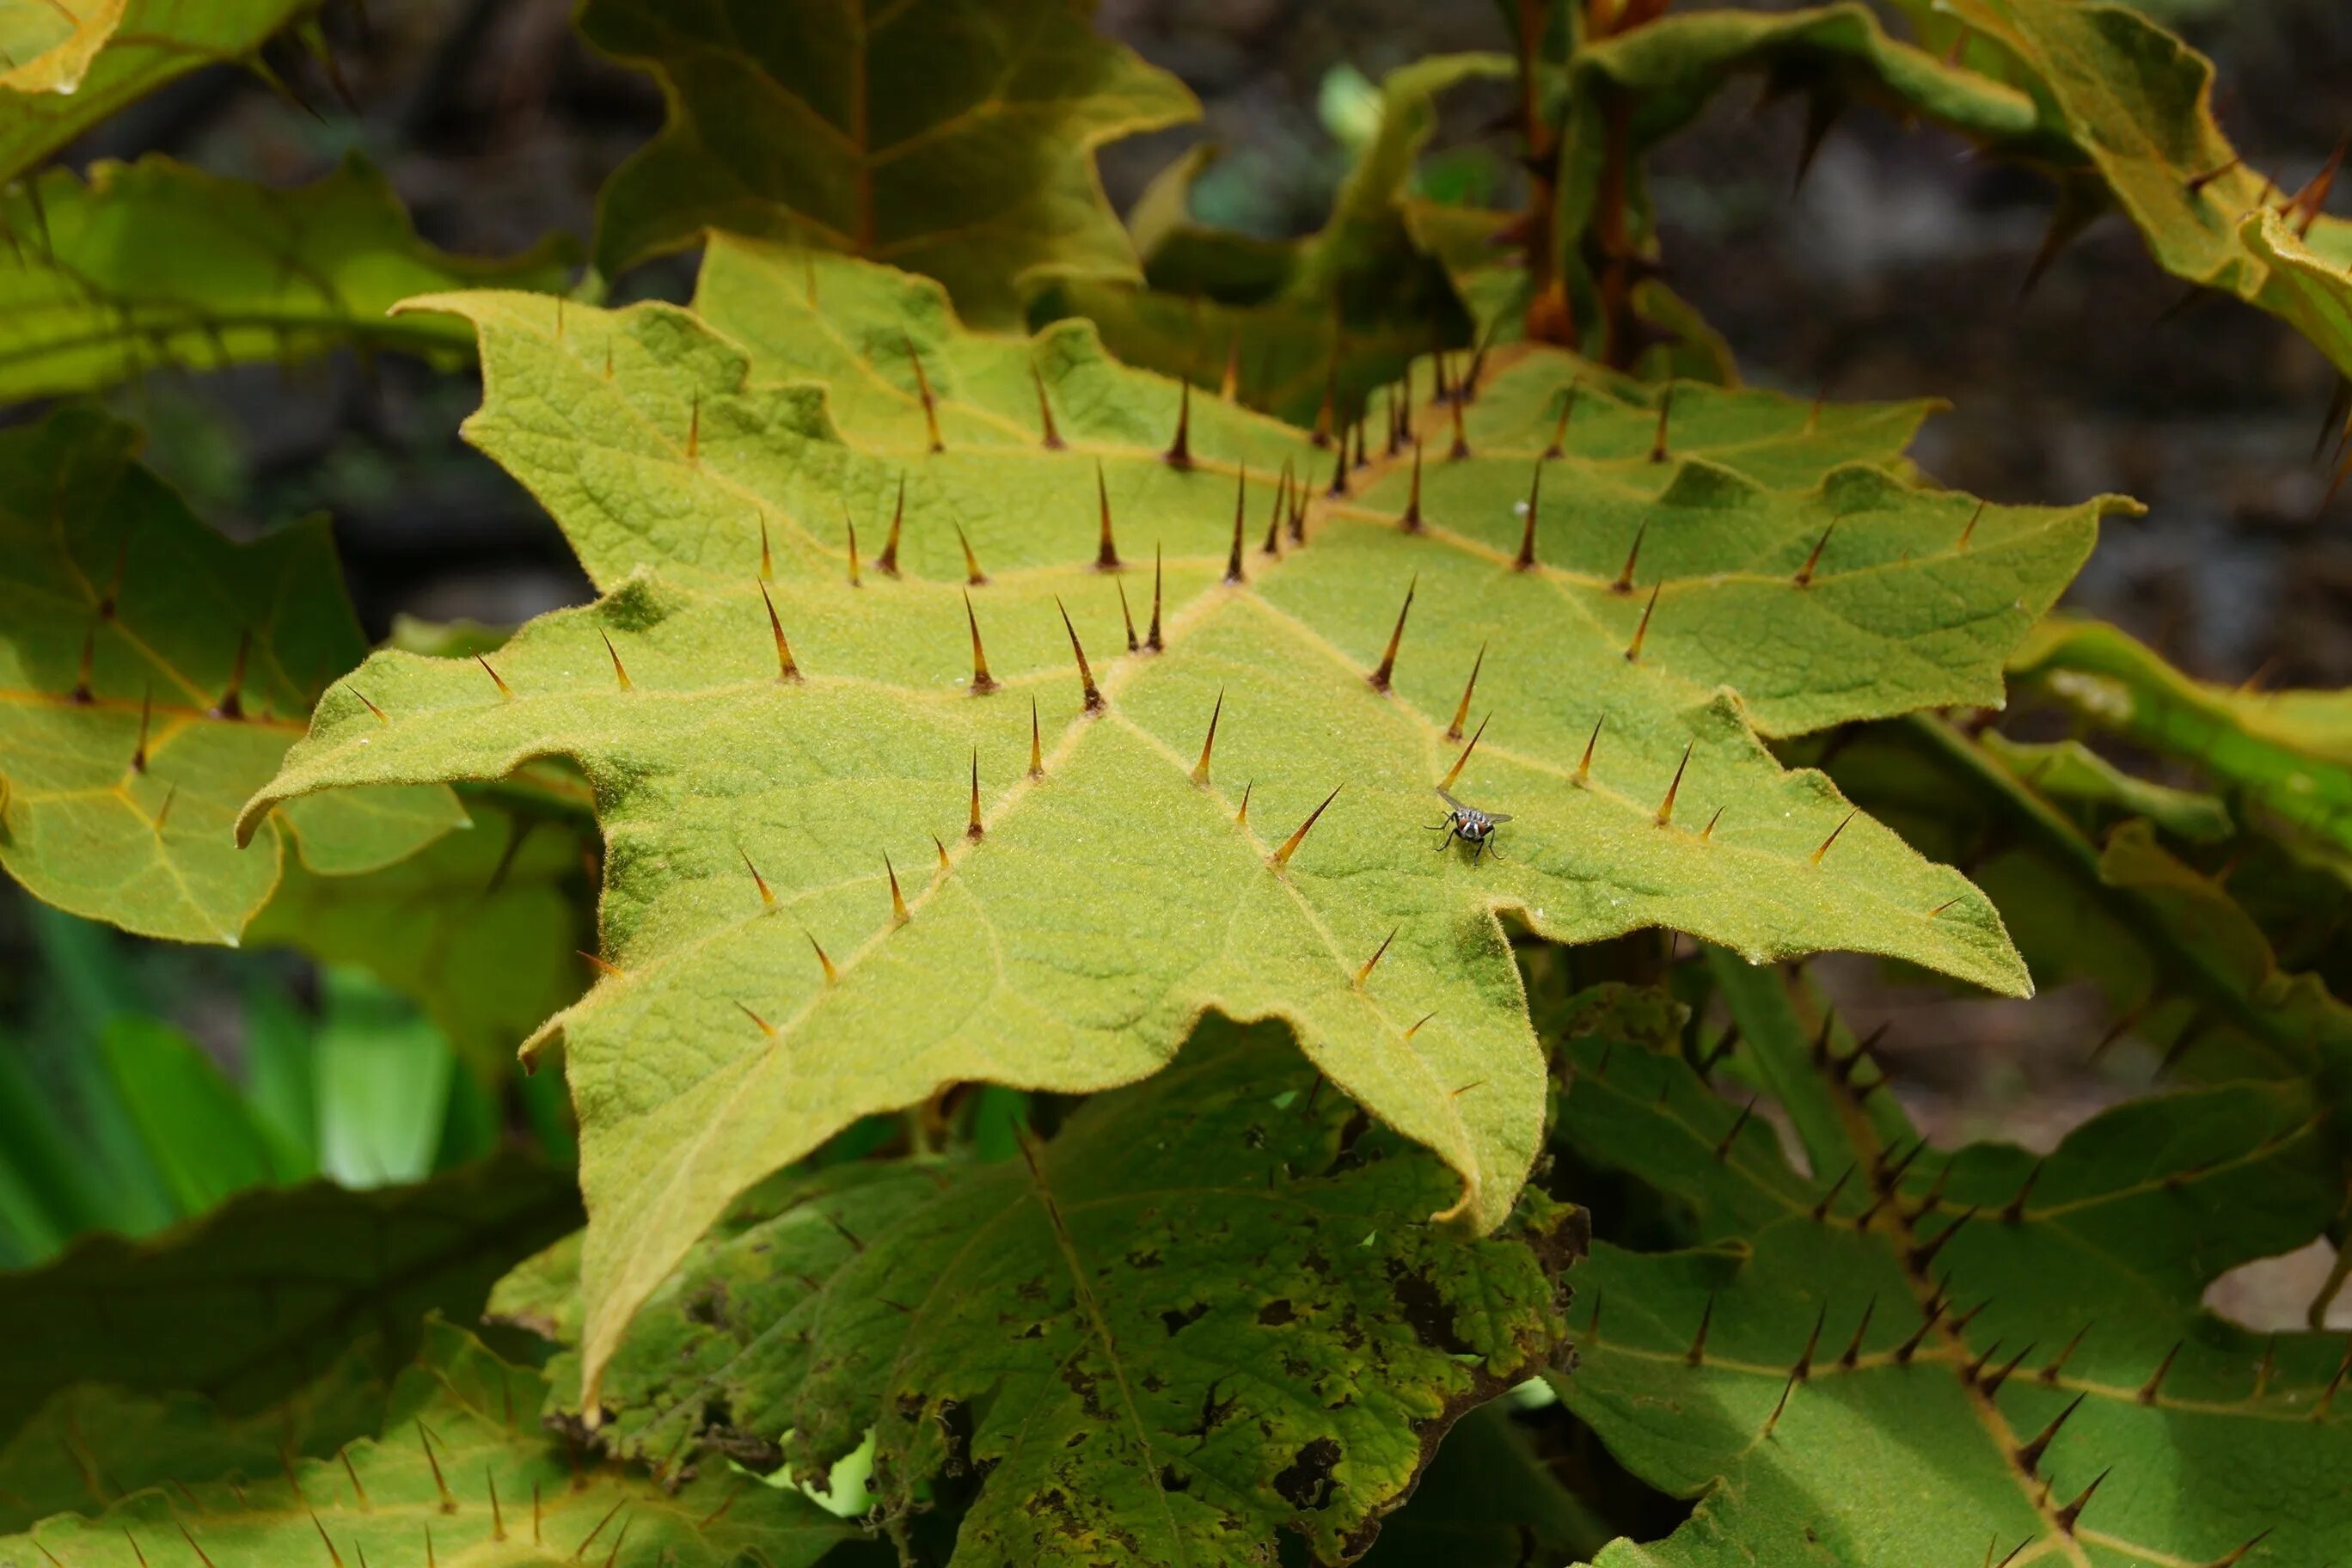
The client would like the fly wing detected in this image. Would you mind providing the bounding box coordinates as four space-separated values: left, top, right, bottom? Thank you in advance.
1485 812 1514 824
1435 786 1465 811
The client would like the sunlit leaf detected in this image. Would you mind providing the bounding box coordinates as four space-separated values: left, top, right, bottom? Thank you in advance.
0 153 574 401
244 241 2121 1405
0 407 466 943
583 0 1197 326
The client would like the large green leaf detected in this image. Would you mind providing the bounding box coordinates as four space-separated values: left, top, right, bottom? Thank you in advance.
0 153 574 401
494 1025 1584 1567
0 1149 579 1445
2011 616 2352 865
1550 988 2352 1565
242 240 2124 1404
248 792 594 1080
583 0 1197 327
0 407 466 944
0 0 315 184
0 1320 860 1567
95 1015 285 1215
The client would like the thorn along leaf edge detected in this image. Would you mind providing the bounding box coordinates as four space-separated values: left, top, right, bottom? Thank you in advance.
247 243 2125 1404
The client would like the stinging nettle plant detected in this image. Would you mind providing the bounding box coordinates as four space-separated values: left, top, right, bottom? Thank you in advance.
0 1 2349 1565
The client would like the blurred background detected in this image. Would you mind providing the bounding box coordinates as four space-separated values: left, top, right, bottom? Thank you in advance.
2 0 2346 1318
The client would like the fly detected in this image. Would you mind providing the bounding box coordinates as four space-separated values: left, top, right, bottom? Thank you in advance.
1427 787 1512 862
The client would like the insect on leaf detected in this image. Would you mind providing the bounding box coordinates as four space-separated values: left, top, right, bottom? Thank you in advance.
242 240 2128 1406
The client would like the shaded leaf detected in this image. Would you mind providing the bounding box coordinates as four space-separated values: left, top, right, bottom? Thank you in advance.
1551 990 2352 1566
2012 615 2352 863
0 407 465 944
0 153 574 402
95 1015 284 1215
249 793 592 1081
1355 1400 1609 1567
1978 732 2233 844
246 242 2119 1404
509 1025 1584 1567
0 1148 579 1445
0 1320 860 1567
0 0 316 183
583 0 1197 326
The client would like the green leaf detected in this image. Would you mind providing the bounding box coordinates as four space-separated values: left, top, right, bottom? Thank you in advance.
95 1015 283 1216
311 968 456 1189
0 407 466 944
505 1025 1584 1567
0 153 574 402
0 1342 388 1532
0 1320 860 1567
248 793 593 1081
2011 616 2351 863
1816 717 2352 1086
1550 991 2352 1566
1977 732 2233 844
1355 1400 1609 1566
0 1149 579 1446
0 0 317 182
582 0 1197 326
245 242 2121 1404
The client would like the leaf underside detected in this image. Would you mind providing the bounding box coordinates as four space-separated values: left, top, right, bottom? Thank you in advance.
0 408 466 944
243 239 2126 1405
1552 993 2352 1567
497 1026 1582 1568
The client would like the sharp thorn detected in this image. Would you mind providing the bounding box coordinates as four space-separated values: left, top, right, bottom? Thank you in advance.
1650 387 1673 462
1032 364 1063 449
1795 521 1835 586
759 584 803 683
1147 544 1165 651
1613 522 1647 595
806 931 838 985
1439 714 1489 793
1056 597 1106 713
954 524 988 585
1792 1302 1828 1380
1166 378 1192 467
1836 1296 1876 1368
1514 460 1541 570
2138 1339 2184 1405
600 631 632 692
1713 1096 1758 1161
1369 575 1415 691
1402 438 1424 530
1095 460 1122 570
1029 696 1044 779
1545 380 1578 459
1444 644 1485 741
1957 499 1986 550
1625 584 1660 662
741 848 776 909
1270 785 1343 870
1118 579 1139 652
2054 1468 2109 1534
2017 1393 2085 1476
475 653 512 700
968 748 984 840
1656 742 1693 828
1576 714 1605 784
1226 462 1249 582
885 852 909 926
1686 1293 1715 1365
1810 808 1859 866
903 334 943 451
345 683 388 725
1191 687 1223 787
962 591 997 695
879 473 906 576
1354 925 1398 989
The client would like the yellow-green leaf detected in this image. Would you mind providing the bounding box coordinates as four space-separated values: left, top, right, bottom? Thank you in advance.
0 153 575 401
583 0 1197 327
0 407 466 944
243 242 2123 1407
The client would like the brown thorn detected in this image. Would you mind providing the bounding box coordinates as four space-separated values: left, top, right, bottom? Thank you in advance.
1221 332 1240 402
1650 387 1674 462
953 524 988 585
1261 462 1289 556
175 1522 218 1568
533 1480 542 1543
1514 460 1542 570
1192 688 1224 787
1810 808 1859 866
1444 645 1485 741
1927 895 1963 917
686 391 701 463
150 782 178 835
475 652 512 700
417 1421 455 1511
1792 1302 1828 1380
1094 461 1122 570
1032 364 1063 449
1957 499 1986 551
311 1512 346 1568
1760 1370 1798 1439
967 748 984 840
2209 1530 2275 1568
1545 381 1579 459
1351 414 1369 471
1656 742 1693 829
2312 1337 2352 1418
758 584 803 683
212 628 251 718
736 1001 776 1038
1625 584 1661 662
2000 1158 2044 1223
600 632 632 693
1288 469 1308 543
2016 1393 2084 1477
1165 378 1192 467
2054 1468 2109 1534
806 931 838 985
2137 1340 2183 1404
1873 1136 1929 1194
1324 439 1349 499
1794 521 1835 586
1270 785 1343 870
2039 1323 2092 1386
1576 714 1605 784
1029 697 1044 778
1117 579 1139 652
1406 1010 1436 1039
959 591 997 695
1836 1296 1876 1367
903 334 943 452
1713 1097 1758 1161
1893 1299 1945 1363
1400 438 1424 530
1055 597 1106 713
2186 153 2243 196
1313 358 1337 446
1226 462 1249 583
933 833 951 872
1981 1341 2035 1399
1686 1294 1716 1365
2087 1000 2152 1063
1439 714 1489 793
741 848 776 910
601 1516 634 1568
1354 926 1398 989
1235 780 1252 825
1701 805 1726 842
1369 575 1415 691
1448 385 1471 461
343 683 388 726
885 853 909 926
69 621 96 703
1613 522 1648 595
131 684 152 771
757 512 774 581
573 1498 628 1562
843 511 861 587
1146 545 1165 651
879 474 906 576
